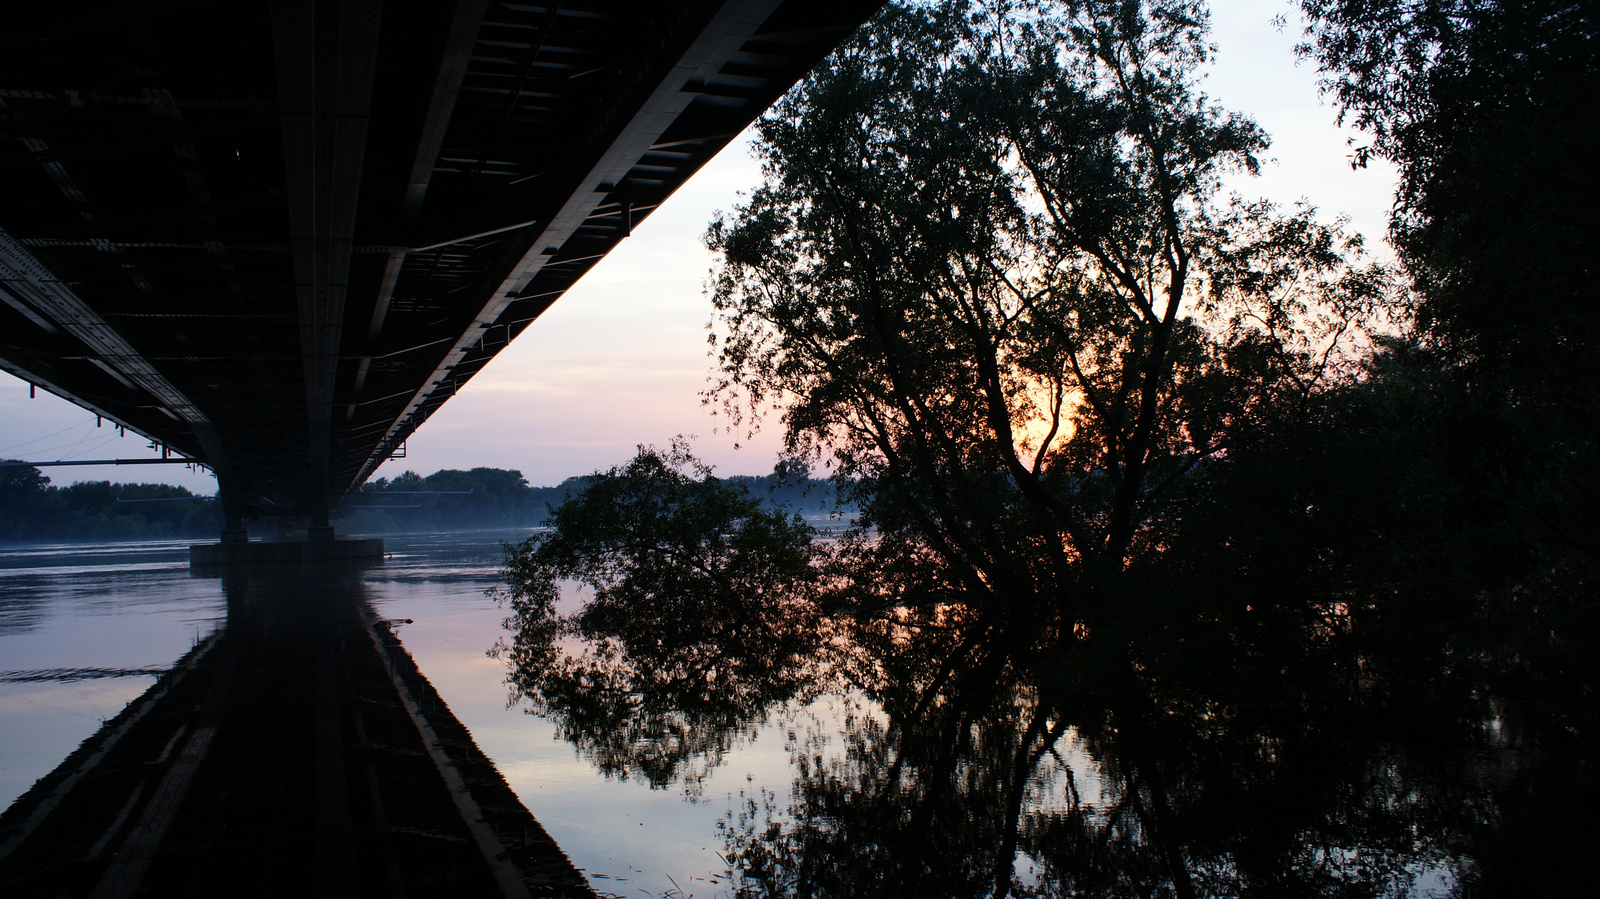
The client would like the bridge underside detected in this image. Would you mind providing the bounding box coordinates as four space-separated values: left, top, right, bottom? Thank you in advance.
0 0 879 533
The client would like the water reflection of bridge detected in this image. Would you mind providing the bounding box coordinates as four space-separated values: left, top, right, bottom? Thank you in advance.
0 560 596 897
0 0 881 543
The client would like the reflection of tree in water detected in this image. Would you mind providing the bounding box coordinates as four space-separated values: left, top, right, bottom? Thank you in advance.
724 614 1060 898
501 600 833 790
721 612 1498 899
491 443 1591 895
499 531 1511 898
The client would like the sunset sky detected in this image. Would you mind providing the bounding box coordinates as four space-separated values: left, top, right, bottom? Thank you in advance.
0 0 1398 495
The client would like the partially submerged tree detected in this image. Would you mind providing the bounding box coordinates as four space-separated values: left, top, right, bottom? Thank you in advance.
494 441 828 786
1294 12 1599 884
706 0 1391 622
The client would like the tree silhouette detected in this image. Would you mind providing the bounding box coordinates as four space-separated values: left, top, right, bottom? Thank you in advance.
706 0 1392 624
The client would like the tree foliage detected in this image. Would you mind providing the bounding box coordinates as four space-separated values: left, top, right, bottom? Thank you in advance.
1291 12 1600 878
706 0 1392 619
0 463 219 540
488 4 1597 887
1299 0 1600 564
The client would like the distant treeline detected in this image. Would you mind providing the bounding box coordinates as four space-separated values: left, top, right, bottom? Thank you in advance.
340 466 851 534
0 463 220 541
0 461 851 542
339 468 580 533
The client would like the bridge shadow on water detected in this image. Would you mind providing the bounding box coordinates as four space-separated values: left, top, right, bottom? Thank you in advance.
0 558 593 899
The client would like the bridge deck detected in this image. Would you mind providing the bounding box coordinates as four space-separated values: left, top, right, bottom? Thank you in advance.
0 561 591 899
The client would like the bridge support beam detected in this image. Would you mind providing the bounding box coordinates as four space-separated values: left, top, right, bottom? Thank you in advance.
274 0 382 544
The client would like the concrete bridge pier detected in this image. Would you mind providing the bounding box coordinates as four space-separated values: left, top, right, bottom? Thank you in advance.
193 481 380 567
307 503 335 542
217 477 250 545
191 537 384 567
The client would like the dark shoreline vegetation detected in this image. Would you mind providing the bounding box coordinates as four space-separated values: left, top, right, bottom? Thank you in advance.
0 466 220 541
0 461 850 542
345 464 851 535
493 1 1598 896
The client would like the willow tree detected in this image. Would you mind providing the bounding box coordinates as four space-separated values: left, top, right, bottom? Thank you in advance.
705 0 1389 622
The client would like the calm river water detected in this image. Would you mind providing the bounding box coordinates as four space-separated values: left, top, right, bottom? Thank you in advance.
0 532 1583 896
0 531 782 897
